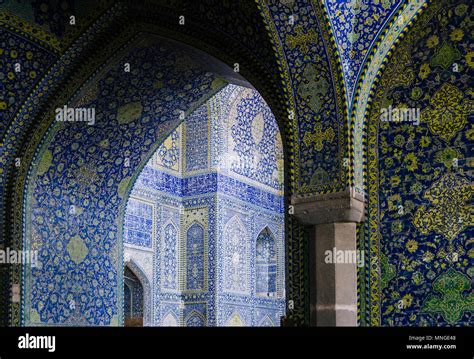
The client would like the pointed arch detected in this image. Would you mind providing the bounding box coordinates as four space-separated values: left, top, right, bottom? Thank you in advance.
185 309 206 327
258 315 275 327
4 2 291 327
226 312 245 327
162 311 179 327
125 258 153 326
255 227 277 297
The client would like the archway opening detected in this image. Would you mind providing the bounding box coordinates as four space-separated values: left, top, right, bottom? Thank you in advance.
21 31 287 327
123 84 286 326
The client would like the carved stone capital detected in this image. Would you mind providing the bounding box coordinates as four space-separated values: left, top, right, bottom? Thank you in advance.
291 188 365 226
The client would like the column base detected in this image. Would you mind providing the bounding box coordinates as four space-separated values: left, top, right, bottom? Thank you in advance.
292 189 364 327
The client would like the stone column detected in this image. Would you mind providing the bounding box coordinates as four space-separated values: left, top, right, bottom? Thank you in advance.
291 188 364 326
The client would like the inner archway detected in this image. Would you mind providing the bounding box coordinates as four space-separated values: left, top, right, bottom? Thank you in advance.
124 266 144 327
123 84 286 326
21 30 289 326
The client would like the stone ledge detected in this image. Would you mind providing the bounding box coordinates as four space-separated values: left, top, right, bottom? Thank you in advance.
291 188 365 225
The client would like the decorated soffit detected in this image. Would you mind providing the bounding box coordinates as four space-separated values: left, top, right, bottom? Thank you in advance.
258 0 347 197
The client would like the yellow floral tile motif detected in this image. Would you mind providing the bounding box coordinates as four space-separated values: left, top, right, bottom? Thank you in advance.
67 235 89 265
226 312 245 326
286 25 318 54
29 309 41 324
117 101 143 125
421 83 470 141
422 268 474 324
413 173 472 242
381 47 415 89
430 42 461 69
297 64 330 114
74 163 100 192
303 122 335 152
118 177 131 199
36 150 53 176
406 240 418 253
0 11 61 52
